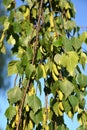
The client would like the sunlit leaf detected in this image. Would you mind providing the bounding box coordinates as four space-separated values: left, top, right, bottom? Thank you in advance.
8 60 19 76
80 32 87 43
80 52 87 68
0 44 6 54
7 35 16 45
64 20 76 30
59 51 78 75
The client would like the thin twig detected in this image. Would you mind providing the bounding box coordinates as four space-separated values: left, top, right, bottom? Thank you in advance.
14 74 18 87
32 0 43 65
16 0 43 129
79 26 87 29
49 0 52 12
16 80 30 130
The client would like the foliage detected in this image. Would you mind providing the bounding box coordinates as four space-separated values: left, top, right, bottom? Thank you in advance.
0 0 87 129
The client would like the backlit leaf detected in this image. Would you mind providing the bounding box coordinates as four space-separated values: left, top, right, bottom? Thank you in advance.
80 32 87 43
8 60 19 76
64 20 76 30
7 35 16 45
59 51 78 75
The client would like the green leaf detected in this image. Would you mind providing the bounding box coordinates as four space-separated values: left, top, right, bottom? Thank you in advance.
80 52 87 68
51 82 59 95
3 0 12 7
37 49 42 61
5 106 16 120
27 47 33 61
62 36 73 51
63 100 71 112
59 0 69 9
25 94 41 113
7 35 16 45
0 44 6 54
3 18 10 31
6 125 14 130
36 65 43 79
59 78 74 99
25 63 35 79
62 37 81 51
68 95 79 110
53 102 59 116
79 98 85 109
30 110 43 125
13 22 22 33
53 37 62 47
7 86 22 104
64 20 76 30
31 8 37 19
57 124 69 130
77 125 87 130
59 51 78 75
0 16 7 24
71 37 82 51
77 74 87 87
54 53 61 64
80 31 87 43
8 60 19 76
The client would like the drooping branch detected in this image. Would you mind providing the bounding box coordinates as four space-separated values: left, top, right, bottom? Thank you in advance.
32 0 43 65
16 0 44 130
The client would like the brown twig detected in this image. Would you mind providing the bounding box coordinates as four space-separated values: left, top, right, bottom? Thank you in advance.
14 74 18 87
32 0 43 65
16 0 43 129
49 0 52 12
16 80 30 130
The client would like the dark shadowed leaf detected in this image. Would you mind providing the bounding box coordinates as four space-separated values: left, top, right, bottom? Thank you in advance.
30 110 43 125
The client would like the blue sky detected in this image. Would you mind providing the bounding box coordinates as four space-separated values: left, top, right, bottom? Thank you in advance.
0 1 87 130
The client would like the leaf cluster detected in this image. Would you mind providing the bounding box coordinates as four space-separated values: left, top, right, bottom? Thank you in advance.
1 0 87 129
